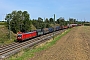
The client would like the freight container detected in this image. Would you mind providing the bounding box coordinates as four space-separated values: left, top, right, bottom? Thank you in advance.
48 27 54 33
36 29 43 36
43 28 49 34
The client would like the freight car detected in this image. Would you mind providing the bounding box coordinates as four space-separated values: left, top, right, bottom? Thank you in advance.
70 24 77 27
36 29 43 36
67 24 78 28
43 28 49 34
48 27 54 33
63 26 68 29
55 26 60 31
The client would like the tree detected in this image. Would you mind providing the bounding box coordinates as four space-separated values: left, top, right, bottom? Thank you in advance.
22 11 31 32
69 18 74 24
56 17 65 26
5 10 31 33
44 18 50 28
38 17 44 29
56 19 60 24
49 18 54 24
45 18 49 23
31 19 38 29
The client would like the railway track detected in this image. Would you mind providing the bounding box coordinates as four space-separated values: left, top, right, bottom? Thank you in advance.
0 29 65 59
0 42 19 50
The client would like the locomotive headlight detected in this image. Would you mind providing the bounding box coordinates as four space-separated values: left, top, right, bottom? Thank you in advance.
18 37 21 38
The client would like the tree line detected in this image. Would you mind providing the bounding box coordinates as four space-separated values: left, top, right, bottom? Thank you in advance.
5 10 85 33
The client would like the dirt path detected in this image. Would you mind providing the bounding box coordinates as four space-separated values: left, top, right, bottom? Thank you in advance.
29 26 90 60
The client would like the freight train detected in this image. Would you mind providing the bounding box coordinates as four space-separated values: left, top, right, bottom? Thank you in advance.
17 24 79 41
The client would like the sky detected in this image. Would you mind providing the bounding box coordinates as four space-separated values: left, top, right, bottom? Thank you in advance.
0 0 90 21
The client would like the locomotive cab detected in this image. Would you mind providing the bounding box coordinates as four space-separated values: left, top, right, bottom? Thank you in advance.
17 34 22 40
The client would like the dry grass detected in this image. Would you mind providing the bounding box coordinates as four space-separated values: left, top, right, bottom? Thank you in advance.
0 25 16 45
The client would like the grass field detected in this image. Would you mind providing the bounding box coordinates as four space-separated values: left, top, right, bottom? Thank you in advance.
0 25 16 45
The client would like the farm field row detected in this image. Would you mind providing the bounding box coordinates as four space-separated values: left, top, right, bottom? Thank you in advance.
29 26 90 60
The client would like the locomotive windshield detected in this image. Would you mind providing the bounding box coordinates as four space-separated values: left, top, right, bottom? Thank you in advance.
17 34 22 37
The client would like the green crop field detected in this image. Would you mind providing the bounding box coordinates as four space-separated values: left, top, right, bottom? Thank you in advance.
0 22 6 25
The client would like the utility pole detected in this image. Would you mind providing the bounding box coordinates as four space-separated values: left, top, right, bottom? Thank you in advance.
69 18 70 24
53 14 55 40
8 15 11 40
84 18 86 23
81 19 82 25
44 17 46 28
77 19 78 25
54 14 55 27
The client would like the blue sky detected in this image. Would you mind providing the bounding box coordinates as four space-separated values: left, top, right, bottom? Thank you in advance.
0 0 90 21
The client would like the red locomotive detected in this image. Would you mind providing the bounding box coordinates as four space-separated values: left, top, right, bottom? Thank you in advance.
17 31 37 41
